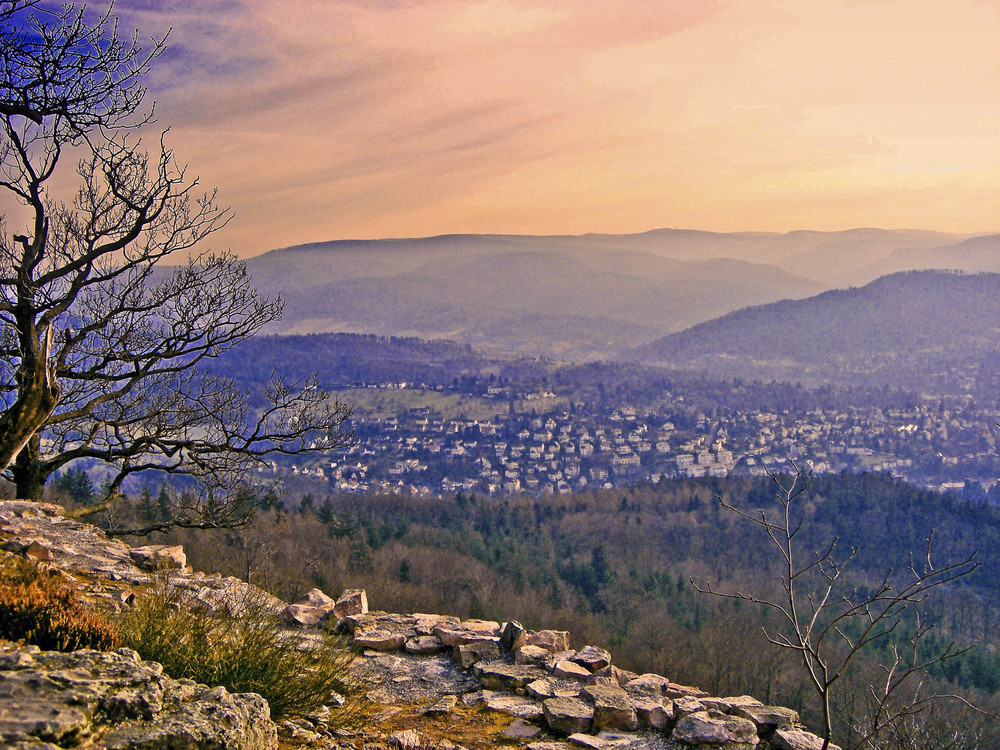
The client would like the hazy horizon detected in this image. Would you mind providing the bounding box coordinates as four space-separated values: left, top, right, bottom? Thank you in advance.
61 0 1000 259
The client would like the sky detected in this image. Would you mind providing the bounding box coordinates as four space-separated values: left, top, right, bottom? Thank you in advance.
64 1 1000 255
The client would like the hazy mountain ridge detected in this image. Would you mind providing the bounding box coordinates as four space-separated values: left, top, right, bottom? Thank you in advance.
632 269 1000 390
243 228 996 360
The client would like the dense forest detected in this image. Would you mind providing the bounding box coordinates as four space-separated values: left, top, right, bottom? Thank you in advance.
149 472 1000 746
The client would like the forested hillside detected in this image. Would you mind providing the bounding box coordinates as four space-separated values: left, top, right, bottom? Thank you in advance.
168 472 1000 743
635 270 1000 394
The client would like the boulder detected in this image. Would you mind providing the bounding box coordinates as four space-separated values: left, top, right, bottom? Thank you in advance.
500 620 527 652
633 697 673 730
623 673 672 698
543 697 594 735
128 545 186 571
733 704 799 733
423 695 458 716
333 589 369 619
454 640 500 669
527 630 570 652
572 646 612 672
516 645 552 666
388 729 424 750
553 660 592 680
475 663 548 691
672 710 759 747
581 684 639 731
354 629 407 651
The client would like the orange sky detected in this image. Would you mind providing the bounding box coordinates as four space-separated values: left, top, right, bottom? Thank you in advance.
94 1 1000 255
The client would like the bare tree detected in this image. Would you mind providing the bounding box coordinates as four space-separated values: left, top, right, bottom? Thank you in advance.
0 2 352 524
694 464 981 750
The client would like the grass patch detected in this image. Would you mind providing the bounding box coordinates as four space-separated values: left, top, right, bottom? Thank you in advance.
118 582 357 721
0 554 118 651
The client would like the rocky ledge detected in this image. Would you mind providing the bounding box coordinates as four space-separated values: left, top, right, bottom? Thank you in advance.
0 501 839 750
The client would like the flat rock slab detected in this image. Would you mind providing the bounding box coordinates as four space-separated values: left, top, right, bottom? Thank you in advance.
486 694 545 720
0 644 276 750
773 729 842 750
475 663 548 691
354 654 478 705
672 710 759 747
733 705 799 732
543 697 594 735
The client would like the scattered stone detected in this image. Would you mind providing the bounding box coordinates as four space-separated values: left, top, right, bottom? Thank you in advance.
454 640 500 669
543 697 595 735
475 663 547 691
517 644 553 665
572 646 612 672
581 684 639 732
424 695 458 716
388 729 424 750
504 718 543 739
333 588 368 619
527 630 571 652
405 636 445 655
24 540 53 561
486 694 545 720
554 660 593 680
672 710 759 747
773 728 841 750
461 689 491 706
354 629 408 651
673 696 706 716
624 674 672 698
632 698 673 730
528 743 574 750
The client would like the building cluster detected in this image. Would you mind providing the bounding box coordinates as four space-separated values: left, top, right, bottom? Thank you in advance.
265 385 999 499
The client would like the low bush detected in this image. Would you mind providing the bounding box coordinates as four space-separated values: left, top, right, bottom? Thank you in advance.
0 555 118 651
118 582 357 721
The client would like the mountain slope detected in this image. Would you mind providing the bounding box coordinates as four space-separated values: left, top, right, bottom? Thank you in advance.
632 270 1000 392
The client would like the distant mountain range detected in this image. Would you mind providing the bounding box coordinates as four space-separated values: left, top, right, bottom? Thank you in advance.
631 270 1000 393
241 228 1000 361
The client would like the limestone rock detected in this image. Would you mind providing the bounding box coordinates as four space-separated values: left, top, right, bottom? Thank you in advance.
354 629 407 651
572 645 612 672
405 636 445 655
733 704 799 733
553 659 592 680
389 729 424 750
581 684 639 732
517 644 552 665
485 694 545 720
773 728 841 750
424 695 458 716
501 620 527 652
543 696 595 735
128 544 186 571
632 697 674 730
454 640 500 669
527 630 570 652
0 644 277 750
672 710 759 747
475 663 548 690
624 673 672 698
504 718 543 739
334 588 368 619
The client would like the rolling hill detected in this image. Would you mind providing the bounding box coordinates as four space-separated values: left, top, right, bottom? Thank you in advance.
241 228 993 359
631 270 1000 394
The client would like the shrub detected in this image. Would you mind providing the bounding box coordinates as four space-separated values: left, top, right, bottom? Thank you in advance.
0 556 118 651
118 583 357 721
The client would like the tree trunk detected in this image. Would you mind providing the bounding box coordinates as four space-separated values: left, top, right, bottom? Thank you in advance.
0 328 59 480
12 434 48 501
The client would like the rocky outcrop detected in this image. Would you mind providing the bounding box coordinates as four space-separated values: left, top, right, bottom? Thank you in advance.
0 642 276 749
0 500 838 750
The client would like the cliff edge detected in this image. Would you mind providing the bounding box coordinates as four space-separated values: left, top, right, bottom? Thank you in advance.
0 500 835 750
